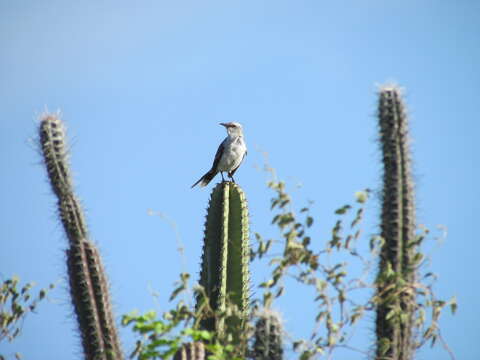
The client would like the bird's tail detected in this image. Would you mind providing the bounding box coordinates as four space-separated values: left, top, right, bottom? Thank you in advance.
191 169 217 188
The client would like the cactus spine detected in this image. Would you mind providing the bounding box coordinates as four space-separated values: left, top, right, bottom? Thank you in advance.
197 182 250 343
252 309 284 360
375 87 416 360
39 114 123 360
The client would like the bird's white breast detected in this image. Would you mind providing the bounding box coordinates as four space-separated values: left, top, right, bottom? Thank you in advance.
218 135 247 172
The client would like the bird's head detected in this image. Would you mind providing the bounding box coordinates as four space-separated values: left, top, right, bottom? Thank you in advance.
220 122 243 137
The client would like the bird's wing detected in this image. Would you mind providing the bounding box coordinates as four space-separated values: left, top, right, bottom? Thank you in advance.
209 138 226 171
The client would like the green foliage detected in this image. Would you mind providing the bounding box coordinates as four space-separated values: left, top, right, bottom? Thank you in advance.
252 170 375 358
121 274 242 360
38 113 123 360
0 276 55 359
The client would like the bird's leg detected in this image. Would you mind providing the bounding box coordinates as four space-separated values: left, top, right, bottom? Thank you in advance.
220 172 225 182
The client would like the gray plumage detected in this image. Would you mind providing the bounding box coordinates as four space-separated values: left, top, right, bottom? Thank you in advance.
192 122 247 188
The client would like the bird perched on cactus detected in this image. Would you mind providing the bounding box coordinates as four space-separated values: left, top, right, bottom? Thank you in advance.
192 122 247 188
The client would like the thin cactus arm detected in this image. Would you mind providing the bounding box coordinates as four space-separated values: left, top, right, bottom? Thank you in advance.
375 86 416 360
39 113 74 199
173 342 206 360
252 309 284 360
39 113 123 360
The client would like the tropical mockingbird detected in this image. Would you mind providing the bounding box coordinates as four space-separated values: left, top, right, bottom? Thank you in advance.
191 122 247 188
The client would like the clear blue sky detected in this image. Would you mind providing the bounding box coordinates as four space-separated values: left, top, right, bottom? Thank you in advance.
1 1 478 359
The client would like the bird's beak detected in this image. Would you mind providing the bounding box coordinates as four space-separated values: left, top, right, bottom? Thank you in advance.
219 122 228 127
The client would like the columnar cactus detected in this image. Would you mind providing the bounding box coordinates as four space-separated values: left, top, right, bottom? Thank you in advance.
173 342 205 360
197 182 250 344
39 114 123 360
252 309 284 360
375 86 416 360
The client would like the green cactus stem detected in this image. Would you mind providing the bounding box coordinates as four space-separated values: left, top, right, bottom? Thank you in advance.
375 86 416 360
39 113 74 198
39 114 123 360
252 309 284 360
197 182 250 344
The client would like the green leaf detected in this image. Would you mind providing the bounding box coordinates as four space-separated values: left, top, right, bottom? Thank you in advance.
334 205 351 215
386 309 396 321
378 337 391 356
259 279 274 288
302 236 311 246
412 253 424 265
306 216 314 227
449 296 457 315
354 190 368 203
169 285 185 301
